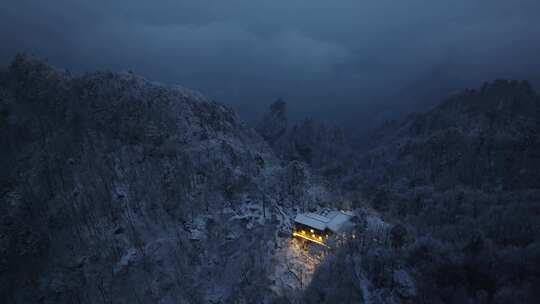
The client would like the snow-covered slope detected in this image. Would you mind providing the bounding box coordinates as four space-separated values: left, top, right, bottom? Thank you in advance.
0 55 336 303
354 79 540 192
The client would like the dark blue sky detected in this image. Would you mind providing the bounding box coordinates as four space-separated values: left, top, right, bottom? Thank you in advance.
2 0 540 126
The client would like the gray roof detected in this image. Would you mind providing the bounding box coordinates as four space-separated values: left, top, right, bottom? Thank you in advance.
326 211 354 233
294 213 328 231
294 210 355 232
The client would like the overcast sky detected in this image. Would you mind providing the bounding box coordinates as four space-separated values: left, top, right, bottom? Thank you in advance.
2 0 540 126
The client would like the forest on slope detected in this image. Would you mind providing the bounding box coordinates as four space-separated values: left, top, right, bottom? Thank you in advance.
1 55 539 303
0 55 339 303
298 80 540 303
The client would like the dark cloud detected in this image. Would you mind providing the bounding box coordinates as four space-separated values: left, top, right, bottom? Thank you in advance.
2 0 540 124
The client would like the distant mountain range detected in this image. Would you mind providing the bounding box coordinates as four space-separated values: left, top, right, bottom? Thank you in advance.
358 79 540 192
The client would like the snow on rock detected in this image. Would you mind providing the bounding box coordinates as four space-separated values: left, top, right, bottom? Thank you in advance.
187 216 209 241
114 248 138 275
229 200 268 226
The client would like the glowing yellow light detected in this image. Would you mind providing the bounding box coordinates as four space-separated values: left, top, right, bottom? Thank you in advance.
318 236 322 240
293 232 328 247
310 229 314 233
301 230 305 234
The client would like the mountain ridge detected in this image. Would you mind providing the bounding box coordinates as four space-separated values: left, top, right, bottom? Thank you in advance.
0 54 336 303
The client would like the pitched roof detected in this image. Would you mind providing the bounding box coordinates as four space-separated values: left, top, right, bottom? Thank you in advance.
294 213 328 231
294 210 355 232
326 211 355 233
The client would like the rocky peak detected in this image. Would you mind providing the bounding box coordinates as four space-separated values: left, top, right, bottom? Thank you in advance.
256 98 288 144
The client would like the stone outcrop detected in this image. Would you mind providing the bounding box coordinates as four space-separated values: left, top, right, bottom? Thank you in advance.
256 98 287 144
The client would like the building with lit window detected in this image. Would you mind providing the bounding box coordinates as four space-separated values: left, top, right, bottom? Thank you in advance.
292 210 355 246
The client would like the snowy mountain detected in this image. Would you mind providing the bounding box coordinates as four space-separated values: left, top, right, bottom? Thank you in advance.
322 80 540 303
357 79 540 192
2 55 539 303
0 55 336 303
